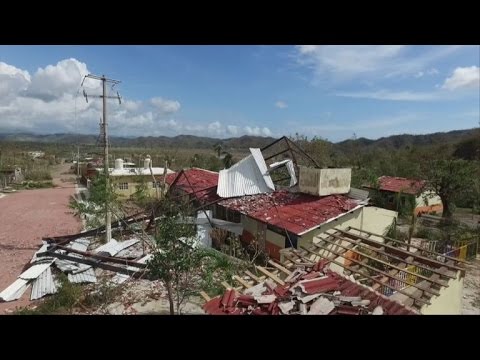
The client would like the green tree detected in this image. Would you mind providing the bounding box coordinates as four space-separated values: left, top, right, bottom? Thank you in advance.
422 159 477 219
148 201 204 314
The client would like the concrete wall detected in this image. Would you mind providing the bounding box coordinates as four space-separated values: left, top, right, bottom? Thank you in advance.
299 167 351 196
420 272 464 315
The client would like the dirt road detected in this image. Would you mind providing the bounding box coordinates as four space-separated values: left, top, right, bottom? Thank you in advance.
0 163 82 314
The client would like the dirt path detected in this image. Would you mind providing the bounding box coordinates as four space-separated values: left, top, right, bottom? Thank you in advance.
0 163 82 314
462 256 480 315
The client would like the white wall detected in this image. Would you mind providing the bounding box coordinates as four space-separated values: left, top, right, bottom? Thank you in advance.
420 272 463 315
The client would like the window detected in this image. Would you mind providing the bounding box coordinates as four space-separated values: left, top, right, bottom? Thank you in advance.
388 195 394 204
226 209 241 223
118 182 128 190
285 233 298 249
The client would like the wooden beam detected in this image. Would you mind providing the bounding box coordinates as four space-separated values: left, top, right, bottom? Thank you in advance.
233 275 252 289
255 266 285 285
41 251 145 277
303 247 430 306
245 270 262 283
336 228 464 272
320 234 448 286
347 226 467 265
221 281 234 289
199 291 211 302
268 260 292 275
300 244 440 297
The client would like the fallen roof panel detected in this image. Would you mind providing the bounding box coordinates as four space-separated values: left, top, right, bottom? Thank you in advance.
19 260 55 280
94 238 140 257
68 268 97 284
0 278 30 302
31 267 57 300
217 148 275 198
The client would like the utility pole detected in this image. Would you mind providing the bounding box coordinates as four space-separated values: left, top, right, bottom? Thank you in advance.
83 74 121 243
77 145 80 179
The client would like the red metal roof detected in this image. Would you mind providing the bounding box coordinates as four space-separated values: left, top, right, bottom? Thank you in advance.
203 262 416 315
218 190 361 235
367 176 426 195
164 168 219 203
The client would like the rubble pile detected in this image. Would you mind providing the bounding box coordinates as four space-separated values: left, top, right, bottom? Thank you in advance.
203 261 415 315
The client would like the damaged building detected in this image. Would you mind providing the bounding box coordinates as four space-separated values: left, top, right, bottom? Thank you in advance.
161 140 397 262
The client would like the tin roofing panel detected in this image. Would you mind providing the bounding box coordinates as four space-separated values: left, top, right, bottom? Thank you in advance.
217 148 275 198
31 266 57 300
0 278 30 302
68 268 97 284
219 190 362 235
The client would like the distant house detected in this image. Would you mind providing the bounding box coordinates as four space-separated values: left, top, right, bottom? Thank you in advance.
363 176 442 215
96 157 174 198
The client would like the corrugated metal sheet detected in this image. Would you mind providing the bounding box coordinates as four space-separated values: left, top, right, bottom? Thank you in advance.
68 268 97 284
348 187 370 201
165 168 219 203
217 148 275 198
30 242 51 263
110 254 153 285
19 260 54 280
31 267 57 300
197 210 212 248
0 278 30 302
68 237 90 252
55 259 79 272
219 190 362 236
251 148 275 190
366 176 425 195
94 238 139 256
269 159 297 187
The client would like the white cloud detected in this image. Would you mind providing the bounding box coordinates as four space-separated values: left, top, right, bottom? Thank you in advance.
0 58 273 139
0 62 31 100
227 125 238 135
27 58 93 101
294 45 463 82
245 126 273 137
442 66 480 90
208 121 223 135
336 90 439 101
275 100 287 109
414 71 424 78
150 97 181 113
262 127 272 136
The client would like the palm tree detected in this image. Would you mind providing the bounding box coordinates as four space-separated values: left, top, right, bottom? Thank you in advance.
222 151 233 169
213 143 222 158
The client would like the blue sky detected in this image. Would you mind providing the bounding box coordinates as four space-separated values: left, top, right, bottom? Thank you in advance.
0 45 478 142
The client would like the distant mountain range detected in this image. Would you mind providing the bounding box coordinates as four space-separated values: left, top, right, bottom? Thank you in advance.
335 128 478 150
0 128 477 151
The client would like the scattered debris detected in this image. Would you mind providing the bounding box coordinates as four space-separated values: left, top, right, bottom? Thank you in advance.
203 261 417 315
